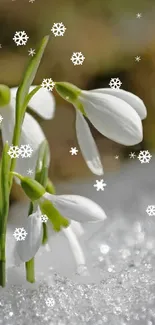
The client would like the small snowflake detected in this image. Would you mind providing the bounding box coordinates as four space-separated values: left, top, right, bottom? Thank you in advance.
51 22 66 37
7 145 21 159
146 205 155 216
13 227 28 241
71 52 85 66
41 78 55 91
69 147 78 155
13 31 29 46
137 150 152 163
27 168 33 175
135 56 141 62
109 78 122 90
93 179 107 191
20 144 33 158
45 297 55 307
115 155 119 159
29 0 35 2
136 13 142 18
28 48 36 56
129 152 136 159
0 115 3 123
40 215 48 223
0 44 2 49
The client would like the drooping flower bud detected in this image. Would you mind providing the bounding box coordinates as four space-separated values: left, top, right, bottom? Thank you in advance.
0 85 11 106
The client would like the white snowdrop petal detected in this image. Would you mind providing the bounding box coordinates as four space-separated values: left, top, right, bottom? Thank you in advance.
76 109 103 176
11 86 56 120
91 88 147 120
28 86 55 120
62 227 86 266
80 91 143 146
43 193 107 223
16 211 43 262
1 98 46 181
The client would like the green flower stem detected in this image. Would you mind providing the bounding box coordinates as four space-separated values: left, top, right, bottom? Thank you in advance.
0 143 9 287
8 119 21 190
25 258 35 283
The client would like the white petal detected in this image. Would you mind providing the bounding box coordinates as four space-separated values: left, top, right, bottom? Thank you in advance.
91 88 147 120
76 109 103 176
62 227 86 266
43 192 107 223
11 86 55 120
1 98 47 181
16 210 43 262
79 91 143 146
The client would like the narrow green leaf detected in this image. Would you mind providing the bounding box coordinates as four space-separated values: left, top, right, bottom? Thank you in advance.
0 142 10 230
16 35 50 118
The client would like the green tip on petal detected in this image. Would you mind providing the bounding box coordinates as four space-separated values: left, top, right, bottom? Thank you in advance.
40 199 70 232
0 85 11 106
55 82 81 105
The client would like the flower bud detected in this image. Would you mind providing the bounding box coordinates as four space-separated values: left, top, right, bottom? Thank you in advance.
0 85 11 106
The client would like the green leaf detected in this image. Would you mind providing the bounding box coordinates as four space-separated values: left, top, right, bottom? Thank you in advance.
0 142 10 230
16 35 50 120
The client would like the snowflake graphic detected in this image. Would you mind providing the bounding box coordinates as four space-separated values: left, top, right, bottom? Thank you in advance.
7 145 21 159
27 168 33 175
135 56 141 62
51 22 66 37
45 297 55 307
93 179 107 191
109 78 122 90
29 0 35 2
69 147 78 155
13 31 29 46
115 155 119 159
137 150 152 163
71 52 85 66
41 78 55 91
136 13 142 18
40 215 48 223
146 205 155 216
20 144 33 158
28 48 36 56
129 152 136 159
13 227 28 241
0 115 3 123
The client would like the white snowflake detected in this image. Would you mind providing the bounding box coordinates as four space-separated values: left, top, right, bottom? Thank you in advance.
13 227 28 241
109 78 122 90
70 52 85 66
115 155 119 159
146 205 155 216
129 152 136 159
51 22 66 37
0 115 3 123
20 144 33 158
29 0 35 2
13 31 29 46
7 145 21 159
28 48 36 56
69 147 78 155
45 297 55 307
0 44 2 49
40 215 48 223
41 78 55 91
93 179 107 191
135 56 141 62
136 13 142 18
27 168 33 175
137 150 152 163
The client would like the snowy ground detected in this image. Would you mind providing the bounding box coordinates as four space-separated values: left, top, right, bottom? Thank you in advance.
1 157 155 324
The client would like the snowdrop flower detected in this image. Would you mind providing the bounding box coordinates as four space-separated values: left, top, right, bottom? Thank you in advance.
0 85 55 178
7 193 107 283
55 82 147 176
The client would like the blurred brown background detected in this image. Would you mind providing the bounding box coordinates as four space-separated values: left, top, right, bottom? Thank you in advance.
0 0 155 199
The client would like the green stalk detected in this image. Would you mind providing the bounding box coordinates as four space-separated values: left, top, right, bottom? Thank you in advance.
25 258 35 283
0 143 10 287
